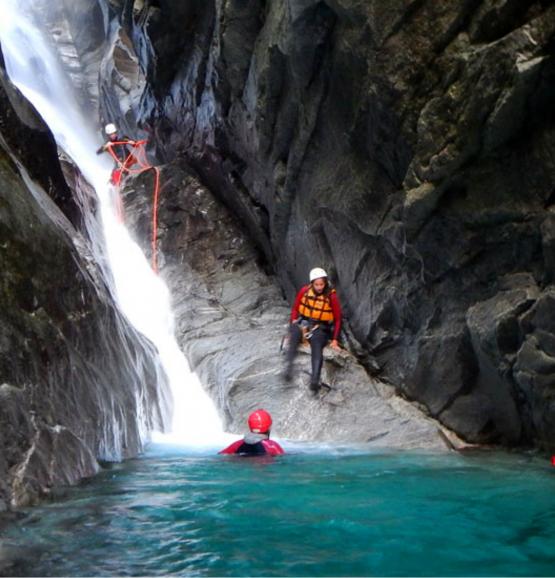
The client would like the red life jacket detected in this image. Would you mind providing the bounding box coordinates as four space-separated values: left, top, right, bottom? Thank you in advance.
219 438 285 456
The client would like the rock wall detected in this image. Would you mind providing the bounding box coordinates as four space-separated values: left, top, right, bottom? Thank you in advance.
0 76 170 509
106 0 555 451
0 60 79 226
121 164 453 449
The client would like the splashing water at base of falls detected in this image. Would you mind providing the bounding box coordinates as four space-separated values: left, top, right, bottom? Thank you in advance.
0 0 233 449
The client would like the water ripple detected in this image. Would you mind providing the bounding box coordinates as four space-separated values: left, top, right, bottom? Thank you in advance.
1 449 555 577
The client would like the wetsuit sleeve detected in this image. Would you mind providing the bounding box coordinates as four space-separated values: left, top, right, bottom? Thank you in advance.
262 440 285 455
290 286 308 323
330 291 342 340
218 440 244 454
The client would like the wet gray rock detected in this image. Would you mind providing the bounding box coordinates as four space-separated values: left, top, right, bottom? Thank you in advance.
0 83 170 509
514 288 555 445
121 164 456 449
102 0 555 451
0 64 79 225
1 0 552 465
453 280 538 443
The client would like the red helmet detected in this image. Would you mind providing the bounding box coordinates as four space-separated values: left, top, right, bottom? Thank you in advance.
248 409 272 433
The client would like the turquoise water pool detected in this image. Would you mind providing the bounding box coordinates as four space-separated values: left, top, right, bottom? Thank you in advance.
1 445 554 576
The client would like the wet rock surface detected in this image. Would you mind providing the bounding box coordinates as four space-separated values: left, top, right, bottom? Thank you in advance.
0 79 170 510
106 0 555 451
122 165 454 449
0 1 553 518
0 64 79 226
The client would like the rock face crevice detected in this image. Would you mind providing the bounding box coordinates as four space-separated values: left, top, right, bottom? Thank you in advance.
102 0 555 450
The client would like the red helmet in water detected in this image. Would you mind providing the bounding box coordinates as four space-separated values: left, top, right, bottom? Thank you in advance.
248 409 272 434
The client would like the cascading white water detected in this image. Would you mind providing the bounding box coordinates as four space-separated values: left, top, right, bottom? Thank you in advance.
0 0 233 449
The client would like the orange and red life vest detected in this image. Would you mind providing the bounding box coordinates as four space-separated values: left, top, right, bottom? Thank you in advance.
297 286 336 323
290 284 342 340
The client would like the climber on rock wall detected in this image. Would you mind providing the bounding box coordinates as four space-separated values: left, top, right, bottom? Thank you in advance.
284 267 342 393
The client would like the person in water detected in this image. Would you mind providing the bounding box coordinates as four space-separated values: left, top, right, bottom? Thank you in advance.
96 123 136 186
284 267 341 392
219 409 285 456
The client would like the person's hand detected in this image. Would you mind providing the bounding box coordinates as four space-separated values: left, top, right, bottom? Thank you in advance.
330 339 340 350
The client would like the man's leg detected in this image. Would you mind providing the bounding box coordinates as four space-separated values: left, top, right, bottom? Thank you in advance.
111 168 122 186
309 327 330 390
284 323 303 381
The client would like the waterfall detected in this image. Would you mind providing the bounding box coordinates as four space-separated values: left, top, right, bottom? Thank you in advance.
0 0 232 449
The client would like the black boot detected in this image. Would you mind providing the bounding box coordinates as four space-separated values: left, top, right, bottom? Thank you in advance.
309 381 320 394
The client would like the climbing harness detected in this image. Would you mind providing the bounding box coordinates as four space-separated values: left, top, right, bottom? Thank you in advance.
279 319 320 354
105 139 161 273
304 324 320 341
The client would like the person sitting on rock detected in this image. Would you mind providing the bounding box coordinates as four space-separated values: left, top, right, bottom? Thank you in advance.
284 267 342 393
219 409 285 456
96 123 137 186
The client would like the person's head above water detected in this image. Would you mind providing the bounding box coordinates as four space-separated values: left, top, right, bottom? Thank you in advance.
248 409 272 435
309 267 328 294
219 409 284 454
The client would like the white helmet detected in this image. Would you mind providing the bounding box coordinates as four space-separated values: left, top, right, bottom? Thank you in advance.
309 267 328 282
104 123 117 135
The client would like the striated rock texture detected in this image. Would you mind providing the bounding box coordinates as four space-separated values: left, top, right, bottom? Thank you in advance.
0 58 79 226
102 0 555 450
121 164 452 449
0 76 170 510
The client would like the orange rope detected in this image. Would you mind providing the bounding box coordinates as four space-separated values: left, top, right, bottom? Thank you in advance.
151 167 161 274
105 139 161 273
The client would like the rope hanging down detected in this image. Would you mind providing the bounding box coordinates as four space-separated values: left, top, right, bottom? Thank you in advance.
106 140 161 273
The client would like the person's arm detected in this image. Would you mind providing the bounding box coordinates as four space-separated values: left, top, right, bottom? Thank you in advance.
290 286 307 323
330 291 342 344
121 136 137 147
